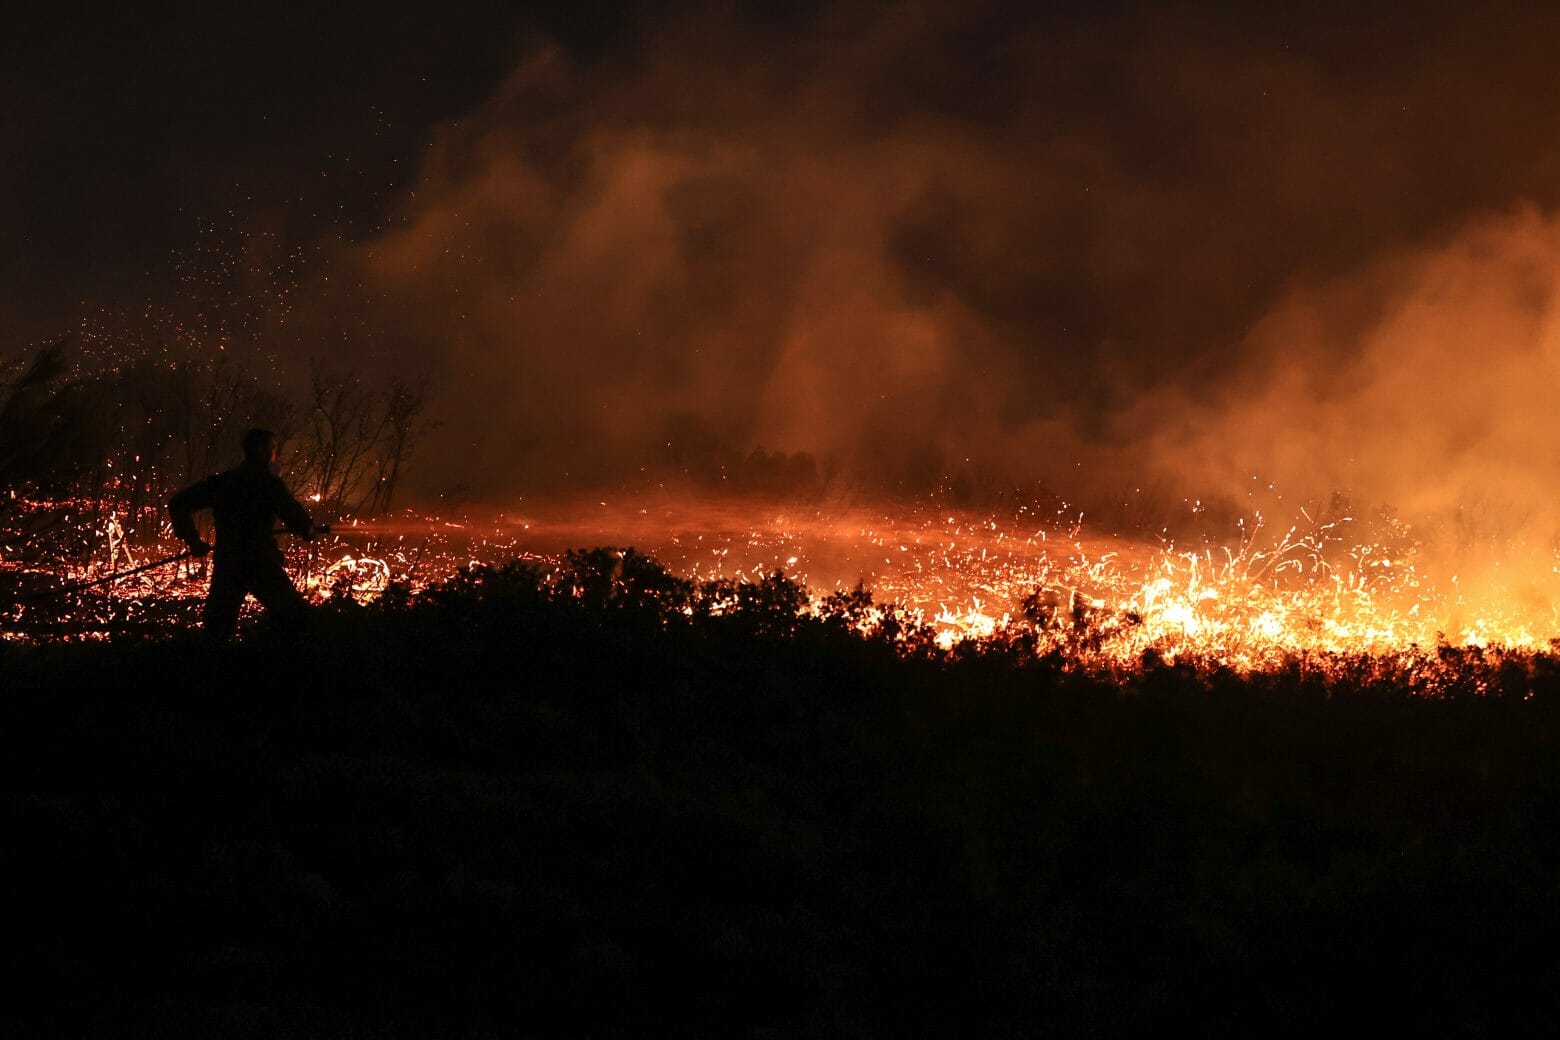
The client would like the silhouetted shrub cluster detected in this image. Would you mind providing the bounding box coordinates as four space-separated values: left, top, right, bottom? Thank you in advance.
344 548 938 657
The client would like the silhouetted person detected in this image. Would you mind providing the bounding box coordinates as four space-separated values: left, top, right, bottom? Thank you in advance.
168 428 315 638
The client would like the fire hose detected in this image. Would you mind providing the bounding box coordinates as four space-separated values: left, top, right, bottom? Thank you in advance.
7 525 331 604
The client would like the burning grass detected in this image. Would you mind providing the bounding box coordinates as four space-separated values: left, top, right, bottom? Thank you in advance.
6 491 1560 686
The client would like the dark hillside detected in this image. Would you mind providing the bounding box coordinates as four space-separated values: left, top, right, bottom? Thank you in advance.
8 560 1560 1037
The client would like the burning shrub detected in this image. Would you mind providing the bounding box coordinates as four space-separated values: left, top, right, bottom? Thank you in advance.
565 547 693 620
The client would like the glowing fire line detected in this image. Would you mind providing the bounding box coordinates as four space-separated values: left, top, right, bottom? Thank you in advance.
6 496 1560 669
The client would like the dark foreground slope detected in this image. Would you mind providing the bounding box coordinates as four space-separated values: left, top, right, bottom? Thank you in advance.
8 560 1560 1037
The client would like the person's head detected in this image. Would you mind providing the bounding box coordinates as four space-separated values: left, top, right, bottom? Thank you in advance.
241 428 277 466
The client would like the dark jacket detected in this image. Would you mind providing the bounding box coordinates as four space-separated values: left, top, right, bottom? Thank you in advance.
169 460 313 562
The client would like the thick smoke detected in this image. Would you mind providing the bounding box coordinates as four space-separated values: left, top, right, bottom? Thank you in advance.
1144 206 1560 530
315 2 1560 528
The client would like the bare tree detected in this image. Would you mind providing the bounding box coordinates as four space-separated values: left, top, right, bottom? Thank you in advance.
366 378 437 514
0 342 98 493
291 364 387 515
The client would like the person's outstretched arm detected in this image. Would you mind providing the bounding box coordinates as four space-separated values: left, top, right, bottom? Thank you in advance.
271 477 314 540
168 477 214 551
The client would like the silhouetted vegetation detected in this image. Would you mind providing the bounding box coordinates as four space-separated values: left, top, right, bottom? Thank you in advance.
0 338 435 580
0 342 100 493
4 218 437 540
9 552 1560 1037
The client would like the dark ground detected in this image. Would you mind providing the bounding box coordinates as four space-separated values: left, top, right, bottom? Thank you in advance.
7 558 1560 1037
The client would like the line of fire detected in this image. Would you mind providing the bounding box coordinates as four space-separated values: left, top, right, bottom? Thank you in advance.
3 334 1558 679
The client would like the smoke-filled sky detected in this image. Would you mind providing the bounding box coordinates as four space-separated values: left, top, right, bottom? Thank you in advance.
15 2 1560 516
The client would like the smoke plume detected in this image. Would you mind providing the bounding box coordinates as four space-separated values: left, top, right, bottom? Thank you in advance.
306 2 1560 532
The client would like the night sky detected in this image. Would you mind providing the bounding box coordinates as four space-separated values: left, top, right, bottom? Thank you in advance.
12 2 1560 509
3 4 614 335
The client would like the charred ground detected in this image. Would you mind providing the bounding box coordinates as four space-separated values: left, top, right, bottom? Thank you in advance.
8 555 1560 1037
